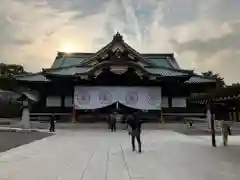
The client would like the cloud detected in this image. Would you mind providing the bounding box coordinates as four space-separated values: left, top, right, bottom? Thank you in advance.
171 21 240 83
172 21 240 54
199 50 240 84
0 0 239 84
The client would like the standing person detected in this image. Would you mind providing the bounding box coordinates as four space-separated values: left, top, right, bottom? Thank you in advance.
110 113 116 132
221 120 231 146
122 114 128 130
49 114 56 132
127 112 142 153
228 125 232 136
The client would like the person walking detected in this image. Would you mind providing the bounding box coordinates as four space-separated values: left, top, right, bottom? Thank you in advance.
49 114 56 132
127 112 142 153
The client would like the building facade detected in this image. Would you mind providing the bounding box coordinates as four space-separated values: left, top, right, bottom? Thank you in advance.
15 33 216 122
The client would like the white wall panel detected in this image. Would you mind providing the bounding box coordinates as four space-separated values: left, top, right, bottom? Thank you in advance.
46 96 61 107
162 97 169 108
172 97 186 107
64 96 73 107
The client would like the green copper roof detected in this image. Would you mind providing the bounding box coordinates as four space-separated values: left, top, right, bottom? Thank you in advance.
14 33 214 84
14 68 215 84
143 54 180 69
51 52 180 69
47 67 89 75
145 67 189 76
15 73 49 82
44 66 189 77
185 75 216 83
51 53 92 69
51 34 181 69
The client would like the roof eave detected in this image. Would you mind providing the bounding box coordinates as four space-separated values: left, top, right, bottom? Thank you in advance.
14 72 50 82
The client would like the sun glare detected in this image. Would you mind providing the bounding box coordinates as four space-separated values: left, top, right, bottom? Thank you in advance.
59 44 75 53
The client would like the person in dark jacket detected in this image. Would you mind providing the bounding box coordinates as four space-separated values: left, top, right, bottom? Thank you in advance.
110 113 116 132
49 114 56 132
227 125 232 136
121 114 128 130
127 112 142 153
221 121 232 146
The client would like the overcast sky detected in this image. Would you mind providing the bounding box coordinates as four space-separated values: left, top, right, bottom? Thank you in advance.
0 0 239 84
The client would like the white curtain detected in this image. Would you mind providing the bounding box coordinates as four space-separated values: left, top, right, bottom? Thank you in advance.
74 87 116 109
117 87 161 110
74 86 161 110
46 96 61 107
172 97 186 107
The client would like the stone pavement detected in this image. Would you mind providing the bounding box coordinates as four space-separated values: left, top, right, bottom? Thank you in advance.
1 130 240 180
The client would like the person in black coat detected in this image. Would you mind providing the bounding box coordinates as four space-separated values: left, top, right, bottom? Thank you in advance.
127 112 142 153
107 115 111 129
110 113 116 132
49 114 56 132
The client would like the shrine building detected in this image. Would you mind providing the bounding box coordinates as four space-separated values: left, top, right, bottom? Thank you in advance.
14 33 217 122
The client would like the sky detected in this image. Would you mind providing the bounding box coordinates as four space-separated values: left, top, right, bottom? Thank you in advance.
0 0 239 84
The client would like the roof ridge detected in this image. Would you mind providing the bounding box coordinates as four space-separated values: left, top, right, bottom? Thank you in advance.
57 52 94 57
57 52 176 57
81 41 114 64
142 53 174 56
121 42 154 66
79 33 155 66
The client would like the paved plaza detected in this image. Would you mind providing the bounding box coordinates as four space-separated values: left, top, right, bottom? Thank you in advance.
1 130 240 180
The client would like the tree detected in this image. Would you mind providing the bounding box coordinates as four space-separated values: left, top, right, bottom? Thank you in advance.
232 82 240 86
0 63 27 77
202 70 225 88
0 63 28 91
